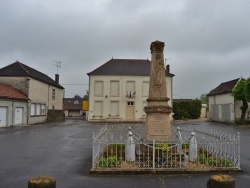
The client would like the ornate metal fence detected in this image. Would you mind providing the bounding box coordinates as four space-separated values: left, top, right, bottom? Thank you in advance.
92 125 240 170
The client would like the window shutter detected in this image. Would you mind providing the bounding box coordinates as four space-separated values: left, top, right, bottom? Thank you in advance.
94 81 103 96
110 81 119 96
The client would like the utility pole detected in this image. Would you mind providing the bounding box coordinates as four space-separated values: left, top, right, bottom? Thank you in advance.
53 60 61 74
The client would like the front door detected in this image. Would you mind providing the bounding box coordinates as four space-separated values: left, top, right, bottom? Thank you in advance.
15 107 23 125
126 102 135 120
0 107 7 127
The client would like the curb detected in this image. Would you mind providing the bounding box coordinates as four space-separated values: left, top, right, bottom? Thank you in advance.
90 168 242 175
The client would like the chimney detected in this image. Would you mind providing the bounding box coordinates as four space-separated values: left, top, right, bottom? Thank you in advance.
55 74 59 84
166 64 170 73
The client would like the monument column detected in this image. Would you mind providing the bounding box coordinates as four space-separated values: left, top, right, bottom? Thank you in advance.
144 40 172 141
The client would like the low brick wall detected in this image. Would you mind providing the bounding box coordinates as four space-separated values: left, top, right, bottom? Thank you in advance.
47 110 65 121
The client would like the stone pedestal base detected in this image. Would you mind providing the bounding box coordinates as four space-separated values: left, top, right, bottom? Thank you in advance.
145 113 172 141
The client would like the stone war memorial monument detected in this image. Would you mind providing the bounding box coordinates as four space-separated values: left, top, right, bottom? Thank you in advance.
144 40 172 141
91 40 240 175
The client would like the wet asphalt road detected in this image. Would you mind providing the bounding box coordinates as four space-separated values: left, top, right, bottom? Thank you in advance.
0 119 250 188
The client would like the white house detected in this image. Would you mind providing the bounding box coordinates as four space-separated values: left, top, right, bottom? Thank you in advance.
87 59 174 122
0 61 64 126
208 78 250 123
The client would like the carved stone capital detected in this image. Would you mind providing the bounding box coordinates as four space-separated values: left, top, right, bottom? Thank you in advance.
144 105 172 114
150 40 165 53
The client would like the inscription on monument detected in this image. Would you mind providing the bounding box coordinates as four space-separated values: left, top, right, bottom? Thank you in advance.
148 121 167 136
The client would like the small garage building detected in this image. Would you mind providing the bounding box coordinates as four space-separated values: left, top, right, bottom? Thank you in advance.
0 83 29 127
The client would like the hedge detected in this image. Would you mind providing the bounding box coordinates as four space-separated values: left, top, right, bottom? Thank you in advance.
173 100 202 120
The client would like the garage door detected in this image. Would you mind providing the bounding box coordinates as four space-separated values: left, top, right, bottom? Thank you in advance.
221 104 231 122
68 110 80 117
211 104 219 121
0 107 7 127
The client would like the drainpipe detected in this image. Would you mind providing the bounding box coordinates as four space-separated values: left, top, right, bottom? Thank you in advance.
27 100 30 125
12 99 14 126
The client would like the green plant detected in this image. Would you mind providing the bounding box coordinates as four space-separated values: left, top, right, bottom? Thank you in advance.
207 157 219 166
219 158 232 167
98 156 119 168
155 143 170 157
198 153 207 164
182 144 189 149
155 143 170 152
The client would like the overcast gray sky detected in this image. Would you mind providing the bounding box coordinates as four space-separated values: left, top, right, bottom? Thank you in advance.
1 0 250 98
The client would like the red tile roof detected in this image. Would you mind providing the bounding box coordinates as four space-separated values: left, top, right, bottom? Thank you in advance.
0 83 29 100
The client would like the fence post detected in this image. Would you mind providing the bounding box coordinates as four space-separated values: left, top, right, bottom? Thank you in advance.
92 132 95 169
238 132 240 169
189 132 197 162
125 131 135 162
153 139 155 170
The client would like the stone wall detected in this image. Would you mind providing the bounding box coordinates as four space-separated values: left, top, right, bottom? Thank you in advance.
47 110 65 121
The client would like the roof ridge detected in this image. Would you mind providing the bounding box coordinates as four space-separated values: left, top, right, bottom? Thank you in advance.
112 58 149 61
17 61 32 77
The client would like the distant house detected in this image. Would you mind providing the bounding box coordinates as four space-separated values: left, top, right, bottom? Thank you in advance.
87 58 174 122
208 78 250 123
63 96 84 117
0 61 64 126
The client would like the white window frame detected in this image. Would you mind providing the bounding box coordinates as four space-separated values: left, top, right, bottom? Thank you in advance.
31 104 35 116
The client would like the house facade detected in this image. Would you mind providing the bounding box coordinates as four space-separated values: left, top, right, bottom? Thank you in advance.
208 78 250 123
0 61 64 126
87 59 174 122
63 96 84 117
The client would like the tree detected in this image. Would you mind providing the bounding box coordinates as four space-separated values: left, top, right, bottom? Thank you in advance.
83 90 89 100
200 93 208 104
232 78 250 124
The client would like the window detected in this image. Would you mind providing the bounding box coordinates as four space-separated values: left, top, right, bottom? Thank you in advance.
110 81 119 97
110 101 119 116
126 81 135 98
52 89 55 100
41 104 46 115
94 101 103 116
127 102 134 106
94 81 103 96
36 104 41 115
31 104 35 116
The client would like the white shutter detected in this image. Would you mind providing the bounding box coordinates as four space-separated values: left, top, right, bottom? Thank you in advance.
31 104 35 115
41 104 46 115
110 81 119 96
94 101 103 116
142 82 149 96
36 104 41 115
110 101 119 116
94 81 103 96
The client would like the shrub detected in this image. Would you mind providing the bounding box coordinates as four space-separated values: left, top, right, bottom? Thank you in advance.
173 100 202 120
